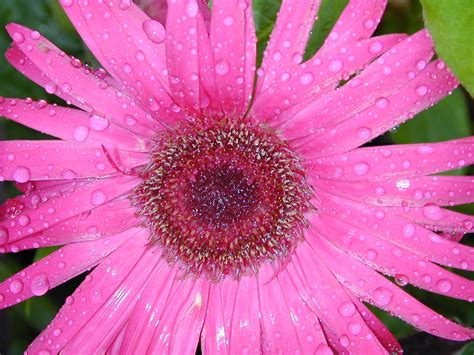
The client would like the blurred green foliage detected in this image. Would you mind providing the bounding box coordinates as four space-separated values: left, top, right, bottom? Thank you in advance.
0 0 472 354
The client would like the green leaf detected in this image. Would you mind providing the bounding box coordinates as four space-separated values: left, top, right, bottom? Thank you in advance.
420 0 474 96
253 0 281 65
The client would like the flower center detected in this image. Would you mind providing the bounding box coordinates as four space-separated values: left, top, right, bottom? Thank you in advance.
134 118 312 280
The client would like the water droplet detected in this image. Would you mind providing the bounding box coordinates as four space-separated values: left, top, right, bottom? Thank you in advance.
357 127 372 140
348 322 362 335
60 0 73 7
415 85 428 96
13 166 31 183
369 41 383 54
223 16 235 26
142 20 166 44
339 334 350 347
416 59 426 71
0 226 9 245
422 203 445 221
91 190 107 206
373 287 393 306
394 274 409 286
12 32 25 43
186 0 199 17
18 215 30 227
403 224 416 239
329 59 343 73
118 0 131 10
315 344 333 355
73 125 90 142
363 19 374 29
367 249 378 260
10 279 24 294
375 97 389 109
89 114 109 131
338 301 356 317
45 82 57 94
416 145 434 155
353 162 370 175
215 59 230 75
53 328 62 336
436 279 452 293
30 31 41 40
299 72 314 86
31 274 50 296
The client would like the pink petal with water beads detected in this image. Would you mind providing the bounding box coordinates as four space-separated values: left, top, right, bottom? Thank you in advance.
313 215 473 302
60 0 185 127
0 98 148 151
1 198 137 253
307 137 474 182
210 0 257 115
6 23 160 136
27 231 149 354
314 235 474 341
256 0 321 94
312 176 474 208
0 175 140 248
295 59 459 157
0 140 147 181
165 0 218 114
279 30 435 137
0 227 138 309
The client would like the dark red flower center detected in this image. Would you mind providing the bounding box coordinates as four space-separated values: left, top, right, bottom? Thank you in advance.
134 118 312 280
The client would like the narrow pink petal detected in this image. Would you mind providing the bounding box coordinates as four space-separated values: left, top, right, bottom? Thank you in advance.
6 23 160 136
256 0 321 94
1 198 137 252
0 227 137 309
311 176 474 208
0 98 148 151
210 0 257 115
0 175 140 248
296 59 458 157
292 242 387 353
0 140 147 181
165 0 218 114
253 35 406 122
313 214 473 301
306 137 474 182
136 0 211 27
319 0 387 51
280 30 434 138
60 0 184 127
146 279 209 354
313 236 474 341
27 231 150 354
201 276 263 353
317 192 474 271
350 296 402 354
258 263 330 352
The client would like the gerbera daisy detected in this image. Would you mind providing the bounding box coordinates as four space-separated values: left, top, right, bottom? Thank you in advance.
0 0 473 353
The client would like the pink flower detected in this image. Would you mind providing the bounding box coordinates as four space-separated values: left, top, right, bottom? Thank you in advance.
0 0 473 353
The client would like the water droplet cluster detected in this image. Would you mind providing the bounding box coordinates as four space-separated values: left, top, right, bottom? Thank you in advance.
134 118 312 280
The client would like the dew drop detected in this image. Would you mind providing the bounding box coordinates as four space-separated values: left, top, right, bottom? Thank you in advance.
0 226 9 245
142 19 166 44
422 203 445 221
402 223 416 238
369 41 382 54
299 72 314 86
10 279 24 294
357 127 372 140
348 322 362 335
215 59 230 75
186 0 199 17
31 274 50 296
12 32 25 43
73 125 90 142
353 162 370 176
329 59 343 73
339 335 350 347
436 279 452 293
338 301 356 317
118 0 131 10
375 97 389 109
373 287 393 306
394 274 409 286
223 16 235 26
13 166 31 183
415 85 428 96
60 0 73 7
91 190 107 206
315 344 333 355
45 82 57 94
89 114 109 131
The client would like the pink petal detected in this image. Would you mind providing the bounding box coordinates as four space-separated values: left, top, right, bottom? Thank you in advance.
293 242 387 353
0 140 147 181
311 176 474 208
256 0 321 94
146 279 209 354
59 0 184 127
313 214 473 301
0 175 140 248
313 235 474 341
27 231 150 354
295 59 458 157
317 192 474 271
307 137 474 182
253 35 406 122
0 227 137 309
0 98 148 151
201 275 263 353
1 197 137 252
319 0 387 51
258 262 330 352
165 0 218 114
6 23 160 136
136 0 211 27
210 0 256 115
280 30 434 138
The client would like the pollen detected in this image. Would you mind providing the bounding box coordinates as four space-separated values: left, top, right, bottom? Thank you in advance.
134 118 312 280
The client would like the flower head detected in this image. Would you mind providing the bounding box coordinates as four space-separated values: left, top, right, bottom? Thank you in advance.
0 0 473 353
